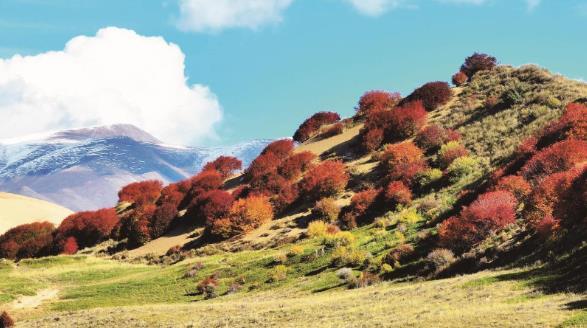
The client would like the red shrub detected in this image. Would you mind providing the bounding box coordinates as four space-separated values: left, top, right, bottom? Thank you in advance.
343 188 380 228
261 139 295 160
158 184 184 209
360 127 384 152
438 142 469 168
293 111 341 142
387 101 428 140
0 222 55 259
521 139 587 182
380 142 428 185
149 203 179 238
406 82 452 111
321 123 344 139
187 170 225 198
202 156 242 178
190 190 234 225
534 215 561 238
438 216 480 253
460 53 497 78
278 151 316 180
415 125 461 151
538 103 587 148
61 236 79 255
452 71 468 86
209 195 274 239
127 217 151 248
461 191 517 233
384 181 412 206
246 152 281 181
118 180 163 206
0 311 14 328
492 175 531 202
355 90 401 117
56 208 120 249
298 160 349 200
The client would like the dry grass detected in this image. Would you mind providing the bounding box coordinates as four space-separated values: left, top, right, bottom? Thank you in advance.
0 192 72 233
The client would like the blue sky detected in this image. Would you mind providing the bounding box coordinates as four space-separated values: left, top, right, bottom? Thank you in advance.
0 0 586 146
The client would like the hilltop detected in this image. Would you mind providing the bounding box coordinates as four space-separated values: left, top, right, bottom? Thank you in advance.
1 56 586 327
0 192 72 234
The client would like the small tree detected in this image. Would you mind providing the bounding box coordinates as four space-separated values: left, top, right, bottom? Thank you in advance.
261 139 295 160
406 81 452 111
118 180 163 206
202 156 242 178
355 90 401 117
298 160 349 200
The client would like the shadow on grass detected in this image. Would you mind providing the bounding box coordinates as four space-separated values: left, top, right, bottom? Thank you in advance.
312 282 346 293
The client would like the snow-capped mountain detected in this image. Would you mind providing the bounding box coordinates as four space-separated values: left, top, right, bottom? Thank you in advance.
0 125 271 211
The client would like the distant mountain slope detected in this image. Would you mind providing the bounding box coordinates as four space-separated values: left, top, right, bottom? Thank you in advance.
0 125 271 211
0 192 73 233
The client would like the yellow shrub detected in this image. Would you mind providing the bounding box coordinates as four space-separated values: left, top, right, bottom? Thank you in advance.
307 220 328 238
271 265 288 282
287 245 304 257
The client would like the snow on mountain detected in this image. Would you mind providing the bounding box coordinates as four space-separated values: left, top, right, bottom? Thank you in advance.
0 125 271 211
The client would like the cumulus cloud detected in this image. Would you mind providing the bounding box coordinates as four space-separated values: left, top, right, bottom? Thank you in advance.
344 0 407 16
0 27 221 145
177 0 294 32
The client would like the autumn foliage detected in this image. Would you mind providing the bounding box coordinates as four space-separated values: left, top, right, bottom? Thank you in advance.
209 195 274 239
521 139 587 182
61 236 79 255
384 181 412 207
298 160 349 200
56 208 120 249
0 222 55 259
355 90 401 118
438 141 470 168
342 188 380 228
452 71 468 86
380 142 428 186
293 112 341 142
188 190 234 225
406 81 452 111
118 180 163 206
415 125 461 151
492 175 532 202
277 151 316 180
202 156 242 178
460 52 497 78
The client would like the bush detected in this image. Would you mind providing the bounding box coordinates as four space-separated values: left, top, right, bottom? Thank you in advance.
189 190 234 225
336 267 355 283
361 101 427 145
118 180 163 206
331 246 368 266
492 175 531 202
270 265 288 282
197 275 218 299
460 52 497 78
209 195 274 239
342 188 380 228
406 81 452 111
61 237 79 255
416 168 443 187
158 184 185 209
0 311 14 328
360 127 385 152
245 152 281 182
415 125 461 151
187 170 224 196
380 142 428 186
56 208 120 249
261 139 295 160
521 139 587 182
202 156 242 178
383 243 415 265
312 198 340 223
384 181 412 207
293 111 341 142
426 249 456 273
149 203 179 239
323 231 355 248
0 222 55 259
278 151 316 180
534 215 560 238
307 220 328 238
438 141 469 168
452 71 468 86
438 216 480 253
447 156 479 183
321 122 344 138
298 160 349 200
355 90 401 117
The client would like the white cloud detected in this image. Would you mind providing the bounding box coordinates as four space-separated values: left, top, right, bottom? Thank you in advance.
177 0 294 32
344 0 406 16
526 0 540 10
0 27 222 145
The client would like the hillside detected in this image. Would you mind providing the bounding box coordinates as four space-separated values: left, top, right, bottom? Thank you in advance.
1 60 586 327
0 192 72 234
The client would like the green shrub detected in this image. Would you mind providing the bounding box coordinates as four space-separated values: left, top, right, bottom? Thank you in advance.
447 156 479 183
416 168 443 187
322 231 355 248
331 246 369 267
270 265 288 282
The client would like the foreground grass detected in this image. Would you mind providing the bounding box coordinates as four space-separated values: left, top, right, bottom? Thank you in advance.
0 253 583 327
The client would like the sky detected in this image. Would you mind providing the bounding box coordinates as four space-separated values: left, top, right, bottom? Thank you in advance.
0 0 586 146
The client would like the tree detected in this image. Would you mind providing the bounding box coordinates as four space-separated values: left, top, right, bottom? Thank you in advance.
202 156 242 178
118 180 163 206
452 71 468 86
261 139 295 159
355 90 401 117
460 52 497 78
278 151 316 180
298 160 349 200
406 81 452 111
56 208 120 249
293 111 341 142
0 222 55 259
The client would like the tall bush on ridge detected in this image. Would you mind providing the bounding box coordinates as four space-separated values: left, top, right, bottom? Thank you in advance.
406 81 452 111
355 90 402 117
118 180 163 206
452 71 468 86
261 139 295 160
202 156 242 178
460 52 497 78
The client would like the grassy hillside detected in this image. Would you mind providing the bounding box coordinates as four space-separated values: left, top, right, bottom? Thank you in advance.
1 63 586 327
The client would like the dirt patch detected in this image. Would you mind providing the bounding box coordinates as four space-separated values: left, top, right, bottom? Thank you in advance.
10 289 59 310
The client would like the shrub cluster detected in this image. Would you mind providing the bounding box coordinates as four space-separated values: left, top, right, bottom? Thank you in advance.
298 160 349 201
0 222 55 259
355 90 401 118
56 208 120 250
405 82 452 111
293 112 341 142
341 188 380 228
415 125 461 151
209 195 274 239
202 156 242 178
460 52 497 78
380 141 428 186
438 141 469 168
117 180 163 206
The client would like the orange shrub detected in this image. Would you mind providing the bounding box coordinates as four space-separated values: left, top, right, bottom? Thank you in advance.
202 156 242 178
384 181 412 206
245 152 281 182
355 90 401 117
261 139 294 160
293 111 341 142
360 127 385 152
61 236 79 255
521 139 587 182
380 142 428 185
438 142 469 168
492 175 531 202
342 188 380 228
209 195 274 239
452 71 468 86
118 180 163 206
278 151 316 180
56 208 119 249
298 160 349 200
